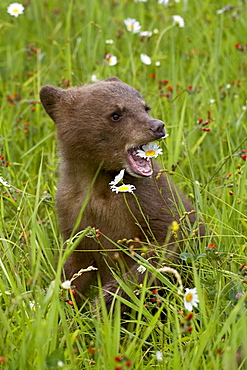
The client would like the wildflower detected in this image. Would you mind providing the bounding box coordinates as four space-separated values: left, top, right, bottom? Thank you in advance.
171 220 179 231
65 299 74 306
0 357 5 363
0 177 10 187
134 0 147 2
105 39 114 44
105 54 118 66
155 351 163 361
155 61 161 66
137 265 146 274
124 18 141 34
185 312 194 320
235 43 245 51
153 28 159 34
184 287 199 311
158 0 169 4
29 301 36 312
57 361 65 367
92 226 101 237
109 169 125 187
61 280 71 290
88 347 95 355
7 2 24 17
208 243 215 249
136 143 163 159
172 15 185 28
235 292 244 299
140 53 152 65
91 74 99 83
140 31 152 38
111 184 136 193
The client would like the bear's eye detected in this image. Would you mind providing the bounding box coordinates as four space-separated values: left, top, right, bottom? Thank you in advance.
145 105 151 113
111 113 122 121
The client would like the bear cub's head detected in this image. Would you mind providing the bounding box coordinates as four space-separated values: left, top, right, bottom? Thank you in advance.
40 77 166 177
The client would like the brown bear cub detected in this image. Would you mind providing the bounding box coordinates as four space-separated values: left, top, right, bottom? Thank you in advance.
40 77 202 309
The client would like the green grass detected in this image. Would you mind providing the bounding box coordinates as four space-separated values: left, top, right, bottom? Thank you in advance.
0 0 247 368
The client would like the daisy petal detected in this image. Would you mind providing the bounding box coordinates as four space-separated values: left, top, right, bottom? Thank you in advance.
109 169 125 186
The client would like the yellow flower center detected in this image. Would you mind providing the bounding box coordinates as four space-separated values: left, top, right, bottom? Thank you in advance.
185 293 193 302
118 185 129 191
145 150 155 157
13 9 19 13
128 25 133 31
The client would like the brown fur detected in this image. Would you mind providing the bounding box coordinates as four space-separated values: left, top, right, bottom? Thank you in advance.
40 77 202 308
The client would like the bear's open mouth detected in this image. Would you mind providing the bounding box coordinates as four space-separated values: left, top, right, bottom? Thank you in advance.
126 146 153 177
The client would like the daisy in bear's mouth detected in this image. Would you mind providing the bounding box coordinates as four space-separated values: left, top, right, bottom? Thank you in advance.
126 138 168 177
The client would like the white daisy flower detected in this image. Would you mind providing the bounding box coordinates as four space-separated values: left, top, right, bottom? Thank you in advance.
109 169 125 187
158 0 169 4
29 301 36 312
155 351 163 361
136 143 163 159
184 287 199 311
91 74 99 83
105 54 118 66
172 15 185 28
61 280 72 290
111 184 136 193
0 177 11 187
124 18 141 34
137 265 147 274
7 3 24 17
140 31 152 37
140 53 152 65
155 61 161 66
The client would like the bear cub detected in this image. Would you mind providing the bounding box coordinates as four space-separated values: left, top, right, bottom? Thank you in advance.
40 77 202 308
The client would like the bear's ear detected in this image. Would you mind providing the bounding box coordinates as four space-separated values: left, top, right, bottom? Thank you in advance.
104 76 121 83
40 85 64 121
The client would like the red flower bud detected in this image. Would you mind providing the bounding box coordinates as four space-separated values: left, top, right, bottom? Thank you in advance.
88 347 95 355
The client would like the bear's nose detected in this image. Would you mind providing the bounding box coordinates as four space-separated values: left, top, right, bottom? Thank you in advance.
149 119 166 138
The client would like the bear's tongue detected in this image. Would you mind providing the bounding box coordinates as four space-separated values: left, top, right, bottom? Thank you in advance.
127 146 153 177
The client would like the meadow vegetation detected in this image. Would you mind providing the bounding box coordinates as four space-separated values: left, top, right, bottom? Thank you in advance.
0 0 247 368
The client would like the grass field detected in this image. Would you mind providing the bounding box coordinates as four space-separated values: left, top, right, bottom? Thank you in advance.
0 0 247 369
